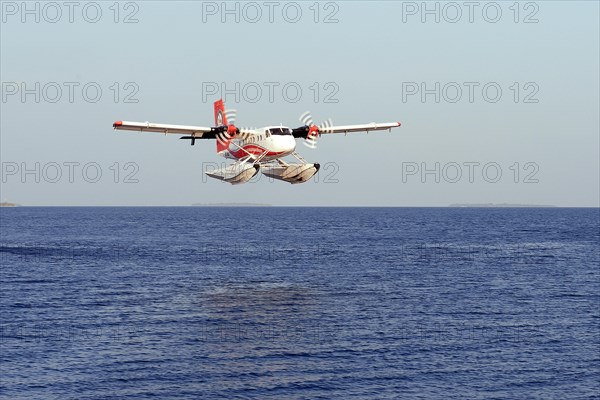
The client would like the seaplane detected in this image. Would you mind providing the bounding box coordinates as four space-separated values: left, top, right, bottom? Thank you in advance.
112 99 401 184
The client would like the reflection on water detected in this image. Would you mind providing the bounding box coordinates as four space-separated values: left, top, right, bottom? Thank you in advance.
200 283 324 348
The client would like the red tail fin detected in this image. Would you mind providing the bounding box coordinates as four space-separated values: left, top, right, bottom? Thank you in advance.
214 99 227 127
214 99 229 153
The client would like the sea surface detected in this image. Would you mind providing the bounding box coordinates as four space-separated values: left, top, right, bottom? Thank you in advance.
0 207 598 399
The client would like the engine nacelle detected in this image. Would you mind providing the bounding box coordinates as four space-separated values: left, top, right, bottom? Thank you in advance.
261 163 320 184
205 163 260 185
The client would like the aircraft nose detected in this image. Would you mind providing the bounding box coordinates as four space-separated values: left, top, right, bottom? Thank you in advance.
288 136 296 152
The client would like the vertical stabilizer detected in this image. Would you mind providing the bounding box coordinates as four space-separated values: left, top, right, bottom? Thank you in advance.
214 99 229 153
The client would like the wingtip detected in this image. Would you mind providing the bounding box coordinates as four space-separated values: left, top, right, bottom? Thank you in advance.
113 120 123 128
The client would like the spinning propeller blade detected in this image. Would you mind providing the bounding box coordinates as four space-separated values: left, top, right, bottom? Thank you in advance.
225 109 237 125
216 108 240 145
298 111 332 149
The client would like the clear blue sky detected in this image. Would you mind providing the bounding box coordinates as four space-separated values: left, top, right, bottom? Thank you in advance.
1 1 598 206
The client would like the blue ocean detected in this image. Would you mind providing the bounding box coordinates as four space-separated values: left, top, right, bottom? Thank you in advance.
0 207 598 399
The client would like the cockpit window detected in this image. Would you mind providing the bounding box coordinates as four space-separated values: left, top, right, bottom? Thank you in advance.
269 127 292 136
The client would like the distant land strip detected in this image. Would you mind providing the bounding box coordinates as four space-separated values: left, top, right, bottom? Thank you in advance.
449 203 556 208
191 203 272 207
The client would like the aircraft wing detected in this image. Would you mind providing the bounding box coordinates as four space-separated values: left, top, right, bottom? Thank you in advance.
292 122 401 138
321 122 401 134
113 120 217 138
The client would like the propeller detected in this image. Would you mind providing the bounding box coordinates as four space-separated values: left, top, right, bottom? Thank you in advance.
215 109 256 145
298 111 332 149
216 125 236 147
215 108 238 146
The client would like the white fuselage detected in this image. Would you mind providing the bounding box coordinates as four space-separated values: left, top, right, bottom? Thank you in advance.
224 126 296 161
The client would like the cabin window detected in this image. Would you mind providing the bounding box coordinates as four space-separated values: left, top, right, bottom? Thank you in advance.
269 128 292 136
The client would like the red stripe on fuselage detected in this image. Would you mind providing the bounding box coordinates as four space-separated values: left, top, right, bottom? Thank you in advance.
229 144 284 159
